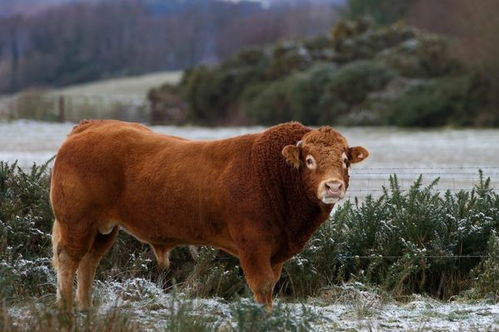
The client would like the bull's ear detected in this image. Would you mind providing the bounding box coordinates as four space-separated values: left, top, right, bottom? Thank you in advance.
348 146 369 163
282 144 301 168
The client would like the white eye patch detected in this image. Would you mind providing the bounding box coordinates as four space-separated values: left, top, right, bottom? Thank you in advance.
305 155 317 170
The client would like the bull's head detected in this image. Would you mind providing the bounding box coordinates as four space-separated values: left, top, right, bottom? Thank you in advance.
282 126 368 205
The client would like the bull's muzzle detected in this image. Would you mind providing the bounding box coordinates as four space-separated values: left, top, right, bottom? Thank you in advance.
319 179 345 204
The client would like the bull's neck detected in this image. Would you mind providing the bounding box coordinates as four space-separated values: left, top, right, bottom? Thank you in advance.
251 123 332 256
282 170 332 251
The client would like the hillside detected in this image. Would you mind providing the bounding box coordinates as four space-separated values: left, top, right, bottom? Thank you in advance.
148 18 498 127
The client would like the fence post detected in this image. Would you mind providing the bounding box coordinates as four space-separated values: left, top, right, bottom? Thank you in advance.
58 95 65 122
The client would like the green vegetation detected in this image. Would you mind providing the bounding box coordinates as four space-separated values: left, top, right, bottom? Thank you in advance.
345 0 409 26
0 160 498 307
150 18 497 127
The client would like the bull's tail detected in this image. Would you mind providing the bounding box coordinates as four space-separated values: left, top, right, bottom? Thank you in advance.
51 219 62 271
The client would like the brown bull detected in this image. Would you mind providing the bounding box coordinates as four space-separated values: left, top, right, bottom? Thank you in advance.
50 120 368 310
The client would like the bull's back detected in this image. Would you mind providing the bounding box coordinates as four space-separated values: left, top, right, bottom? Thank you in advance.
51 120 254 248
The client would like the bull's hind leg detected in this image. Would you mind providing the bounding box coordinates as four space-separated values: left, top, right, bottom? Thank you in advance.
52 219 93 309
76 227 119 309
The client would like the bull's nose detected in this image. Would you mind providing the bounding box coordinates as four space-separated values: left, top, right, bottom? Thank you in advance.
325 180 343 192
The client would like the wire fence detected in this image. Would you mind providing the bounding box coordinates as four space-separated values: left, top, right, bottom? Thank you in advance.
338 255 489 259
345 166 499 199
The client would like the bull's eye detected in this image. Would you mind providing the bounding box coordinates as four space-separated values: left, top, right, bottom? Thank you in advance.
305 155 316 170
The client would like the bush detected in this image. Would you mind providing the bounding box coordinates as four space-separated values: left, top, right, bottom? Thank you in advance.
331 20 416 63
313 172 498 298
326 60 395 105
384 74 486 127
377 34 460 78
180 49 269 125
243 61 394 126
0 161 55 300
470 232 499 300
319 60 395 123
243 63 338 125
266 42 313 79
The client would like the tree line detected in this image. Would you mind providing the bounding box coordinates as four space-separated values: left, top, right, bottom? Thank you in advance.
0 0 339 93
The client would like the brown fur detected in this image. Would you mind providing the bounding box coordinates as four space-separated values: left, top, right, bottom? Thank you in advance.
50 120 368 310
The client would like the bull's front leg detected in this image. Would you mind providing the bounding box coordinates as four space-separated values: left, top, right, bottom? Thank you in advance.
238 243 276 311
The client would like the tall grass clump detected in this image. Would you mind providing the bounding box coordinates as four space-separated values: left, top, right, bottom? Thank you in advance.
0 161 54 300
468 231 499 301
229 299 323 332
0 303 139 332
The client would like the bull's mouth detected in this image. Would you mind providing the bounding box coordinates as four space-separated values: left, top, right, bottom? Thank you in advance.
320 190 345 204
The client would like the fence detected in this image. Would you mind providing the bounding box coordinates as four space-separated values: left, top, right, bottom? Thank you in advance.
1 92 149 123
343 166 499 200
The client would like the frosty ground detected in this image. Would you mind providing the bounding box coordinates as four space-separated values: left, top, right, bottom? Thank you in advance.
7 279 499 331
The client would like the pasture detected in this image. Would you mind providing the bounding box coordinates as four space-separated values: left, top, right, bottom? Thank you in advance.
0 121 498 331
0 71 182 123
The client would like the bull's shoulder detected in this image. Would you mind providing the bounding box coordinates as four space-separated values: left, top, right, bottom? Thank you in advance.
252 122 310 168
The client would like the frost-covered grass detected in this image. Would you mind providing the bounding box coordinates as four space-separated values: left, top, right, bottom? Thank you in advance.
3 279 498 332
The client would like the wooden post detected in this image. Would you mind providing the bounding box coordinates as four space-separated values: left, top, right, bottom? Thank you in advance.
58 95 65 122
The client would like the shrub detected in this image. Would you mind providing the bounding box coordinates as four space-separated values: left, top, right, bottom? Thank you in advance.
470 232 499 301
325 60 395 105
331 20 416 63
266 42 313 80
327 172 497 298
319 60 395 123
242 63 338 125
180 49 269 125
0 161 55 300
377 34 460 78
384 74 486 127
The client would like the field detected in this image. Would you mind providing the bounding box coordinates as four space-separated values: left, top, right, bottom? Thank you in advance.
52 71 182 98
0 71 182 122
2 121 499 197
1 121 498 331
